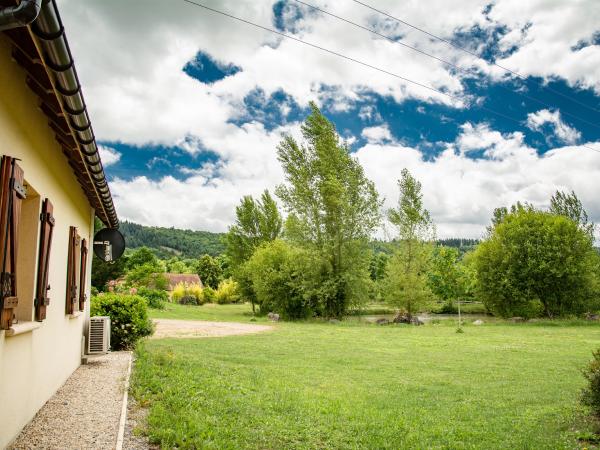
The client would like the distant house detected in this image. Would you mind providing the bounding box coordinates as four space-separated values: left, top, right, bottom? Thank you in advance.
0 0 118 447
165 273 203 291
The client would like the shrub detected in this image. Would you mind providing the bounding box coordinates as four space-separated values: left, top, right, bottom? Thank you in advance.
179 295 198 305
582 349 600 419
474 209 598 318
90 293 153 350
137 287 168 310
188 284 205 305
171 283 186 303
201 286 216 304
172 282 203 305
245 240 325 319
215 279 241 304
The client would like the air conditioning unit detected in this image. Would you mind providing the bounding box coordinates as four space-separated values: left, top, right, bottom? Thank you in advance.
87 316 110 355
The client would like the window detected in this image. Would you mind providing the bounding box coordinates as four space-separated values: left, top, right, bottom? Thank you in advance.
14 181 41 323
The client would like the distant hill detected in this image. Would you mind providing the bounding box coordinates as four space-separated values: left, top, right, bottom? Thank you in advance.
120 221 225 258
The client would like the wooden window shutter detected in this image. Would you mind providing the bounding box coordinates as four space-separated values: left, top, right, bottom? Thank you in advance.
66 226 80 315
35 199 55 321
0 156 26 330
78 238 88 311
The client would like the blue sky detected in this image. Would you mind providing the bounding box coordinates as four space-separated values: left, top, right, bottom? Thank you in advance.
61 0 600 237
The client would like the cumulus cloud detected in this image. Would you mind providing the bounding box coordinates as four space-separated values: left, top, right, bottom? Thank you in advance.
97 145 121 166
526 109 581 144
356 124 600 239
483 1 600 93
54 0 600 237
361 124 393 143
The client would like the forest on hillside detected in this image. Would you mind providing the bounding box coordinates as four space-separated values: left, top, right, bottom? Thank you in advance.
119 221 225 258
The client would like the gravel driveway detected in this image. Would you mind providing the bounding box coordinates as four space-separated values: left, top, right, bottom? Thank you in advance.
152 318 273 338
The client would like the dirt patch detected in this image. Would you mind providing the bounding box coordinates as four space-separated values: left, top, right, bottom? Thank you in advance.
152 319 273 339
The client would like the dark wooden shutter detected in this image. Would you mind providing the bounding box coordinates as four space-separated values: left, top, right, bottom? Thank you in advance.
0 156 26 329
66 226 80 315
35 199 55 321
78 238 88 311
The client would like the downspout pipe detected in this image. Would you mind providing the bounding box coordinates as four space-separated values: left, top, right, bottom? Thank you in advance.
0 0 42 31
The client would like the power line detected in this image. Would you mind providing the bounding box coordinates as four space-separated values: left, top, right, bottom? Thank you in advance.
180 0 600 154
293 0 600 132
351 0 600 116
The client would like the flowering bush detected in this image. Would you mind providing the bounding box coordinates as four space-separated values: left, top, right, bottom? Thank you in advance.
91 293 154 350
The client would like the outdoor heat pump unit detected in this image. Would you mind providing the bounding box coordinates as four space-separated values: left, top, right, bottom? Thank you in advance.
87 316 110 355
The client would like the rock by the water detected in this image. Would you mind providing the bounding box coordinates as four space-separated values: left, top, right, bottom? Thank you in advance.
472 319 484 325
392 313 410 324
329 319 340 324
510 317 525 323
586 313 600 321
375 318 390 325
267 312 280 322
392 313 423 325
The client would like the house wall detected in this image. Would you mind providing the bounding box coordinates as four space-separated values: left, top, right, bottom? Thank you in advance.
0 36 95 448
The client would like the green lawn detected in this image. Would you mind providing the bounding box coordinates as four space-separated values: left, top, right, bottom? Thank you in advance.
149 302 266 323
134 305 600 449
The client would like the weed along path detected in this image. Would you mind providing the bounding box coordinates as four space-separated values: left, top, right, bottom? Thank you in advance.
152 318 273 338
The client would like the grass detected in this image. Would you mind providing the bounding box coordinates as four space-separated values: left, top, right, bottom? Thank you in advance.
149 302 266 323
133 305 600 449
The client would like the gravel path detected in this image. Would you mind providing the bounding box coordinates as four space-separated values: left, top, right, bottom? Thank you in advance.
9 352 131 450
152 318 273 338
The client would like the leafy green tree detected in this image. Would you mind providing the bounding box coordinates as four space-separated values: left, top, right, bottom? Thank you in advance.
225 190 283 312
382 169 435 320
383 244 433 318
550 190 595 238
216 254 231 279
369 252 389 281
428 246 461 307
125 263 168 290
276 103 381 317
126 247 159 270
91 254 128 291
196 254 223 289
225 190 283 267
164 257 194 274
487 202 534 235
246 240 325 319
474 208 598 318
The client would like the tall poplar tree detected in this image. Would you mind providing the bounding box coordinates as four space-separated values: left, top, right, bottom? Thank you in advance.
383 169 435 320
276 102 381 317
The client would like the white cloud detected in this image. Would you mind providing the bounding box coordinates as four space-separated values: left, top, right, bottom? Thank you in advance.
361 124 393 143
53 0 600 237
526 109 581 144
355 124 600 239
98 145 121 166
483 1 600 93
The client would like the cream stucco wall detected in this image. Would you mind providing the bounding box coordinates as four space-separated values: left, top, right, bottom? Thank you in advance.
0 35 96 449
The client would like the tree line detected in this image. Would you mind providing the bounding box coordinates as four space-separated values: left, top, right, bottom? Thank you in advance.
222 103 600 320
